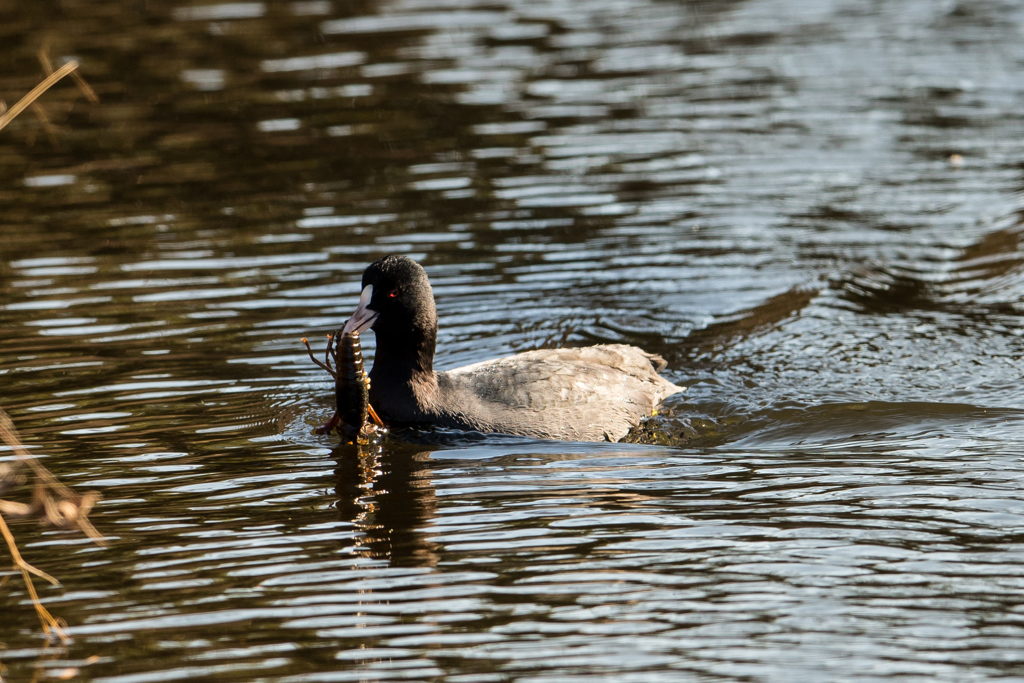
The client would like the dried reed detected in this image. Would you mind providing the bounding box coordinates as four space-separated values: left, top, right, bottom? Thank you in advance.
0 60 80 133
0 409 105 641
0 58 103 642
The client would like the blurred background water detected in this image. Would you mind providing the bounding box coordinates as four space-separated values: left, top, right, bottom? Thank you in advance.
2 0 1024 680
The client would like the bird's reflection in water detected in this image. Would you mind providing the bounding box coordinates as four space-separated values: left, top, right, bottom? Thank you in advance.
331 438 439 568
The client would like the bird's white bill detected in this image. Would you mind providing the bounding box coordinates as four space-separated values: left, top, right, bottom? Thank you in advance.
342 285 379 334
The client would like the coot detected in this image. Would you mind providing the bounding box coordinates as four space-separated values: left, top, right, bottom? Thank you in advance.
341 255 682 442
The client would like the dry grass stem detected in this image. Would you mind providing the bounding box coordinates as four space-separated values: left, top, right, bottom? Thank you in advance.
0 408 105 641
0 511 65 640
0 58 104 644
38 46 98 105
71 70 100 104
31 102 59 146
38 46 54 76
0 60 79 133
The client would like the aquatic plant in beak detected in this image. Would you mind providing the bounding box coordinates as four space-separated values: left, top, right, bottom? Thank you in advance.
301 293 384 443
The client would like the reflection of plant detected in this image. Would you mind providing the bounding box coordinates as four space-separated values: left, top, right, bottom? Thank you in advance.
0 409 105 641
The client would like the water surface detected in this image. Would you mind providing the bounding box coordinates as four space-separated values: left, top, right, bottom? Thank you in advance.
2 0 1024 680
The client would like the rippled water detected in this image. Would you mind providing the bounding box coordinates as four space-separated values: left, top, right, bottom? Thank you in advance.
3 0 1024 680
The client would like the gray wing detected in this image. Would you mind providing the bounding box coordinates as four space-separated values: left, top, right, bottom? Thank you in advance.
439 344 682 441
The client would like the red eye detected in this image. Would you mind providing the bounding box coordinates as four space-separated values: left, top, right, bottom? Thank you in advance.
389 289 399 298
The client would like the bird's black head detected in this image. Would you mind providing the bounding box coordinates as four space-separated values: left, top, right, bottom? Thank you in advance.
360 255 436 333
343 255 438 376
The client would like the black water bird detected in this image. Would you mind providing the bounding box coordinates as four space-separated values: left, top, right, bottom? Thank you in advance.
342 255 682 442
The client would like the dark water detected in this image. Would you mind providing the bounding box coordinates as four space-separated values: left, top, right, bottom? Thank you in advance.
3 0 1024 680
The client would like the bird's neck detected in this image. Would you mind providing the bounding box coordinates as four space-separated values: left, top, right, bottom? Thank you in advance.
368 322 438 418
